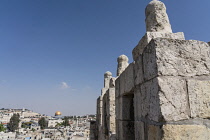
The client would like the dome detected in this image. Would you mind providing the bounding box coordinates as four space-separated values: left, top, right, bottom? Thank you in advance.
55 111 62 116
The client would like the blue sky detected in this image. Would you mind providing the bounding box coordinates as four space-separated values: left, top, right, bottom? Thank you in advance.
0 0 209 116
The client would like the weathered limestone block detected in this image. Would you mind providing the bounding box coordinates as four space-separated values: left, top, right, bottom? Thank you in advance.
108 88 115 101
162 124 210 140
118 121 135 140
140 78 160 121
117 55 129 76
158 77 190 121
107 88 116 134
148 125 162 140
139 77 189 122
119 75 125 96
187 79 210 118
119 63 135 95
134 86 141 121
145 0 172 33
134 54 144 86
135 121 144 140
132 32 184 61
101 88 107 96
143 38 210 81
110 134 116 140
115 98 120 120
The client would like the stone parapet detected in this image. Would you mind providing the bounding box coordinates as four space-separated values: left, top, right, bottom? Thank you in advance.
115 38 210 140
96 0 210 140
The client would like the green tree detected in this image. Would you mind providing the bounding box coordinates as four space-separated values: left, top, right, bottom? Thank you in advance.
62 117 70 127
31 128 35 132
38 117 48 129
7 113 20 132
55 122 62 128
0 123 6 132
21 122 32 129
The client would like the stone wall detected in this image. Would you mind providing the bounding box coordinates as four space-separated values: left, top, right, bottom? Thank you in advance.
124 38 210 140
96 0 210 140
96 72 117 140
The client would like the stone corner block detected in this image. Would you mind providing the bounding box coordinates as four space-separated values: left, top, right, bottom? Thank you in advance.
162 124 210 140
132 32 185 61
143 38 210 81
139 77 189 122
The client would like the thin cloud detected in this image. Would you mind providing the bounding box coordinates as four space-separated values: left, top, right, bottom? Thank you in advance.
60 82 70 89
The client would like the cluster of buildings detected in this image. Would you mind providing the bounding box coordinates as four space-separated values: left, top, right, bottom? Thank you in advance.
94 0 210 140
0 109 96 140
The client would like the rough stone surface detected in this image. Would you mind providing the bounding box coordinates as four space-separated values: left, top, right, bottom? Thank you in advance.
148 125 162 140
143 38 210 81
101 88 107 96
208 42 210 46
117 55 129 76
139 77 189 122
132 32 185 61
107 88 116 134
135 121 144 140
162 124 210 140
145 0 172 33
119 63 134 95
158 77 190 121
188 79 210 118
133 54 144 86
134 87 141 121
